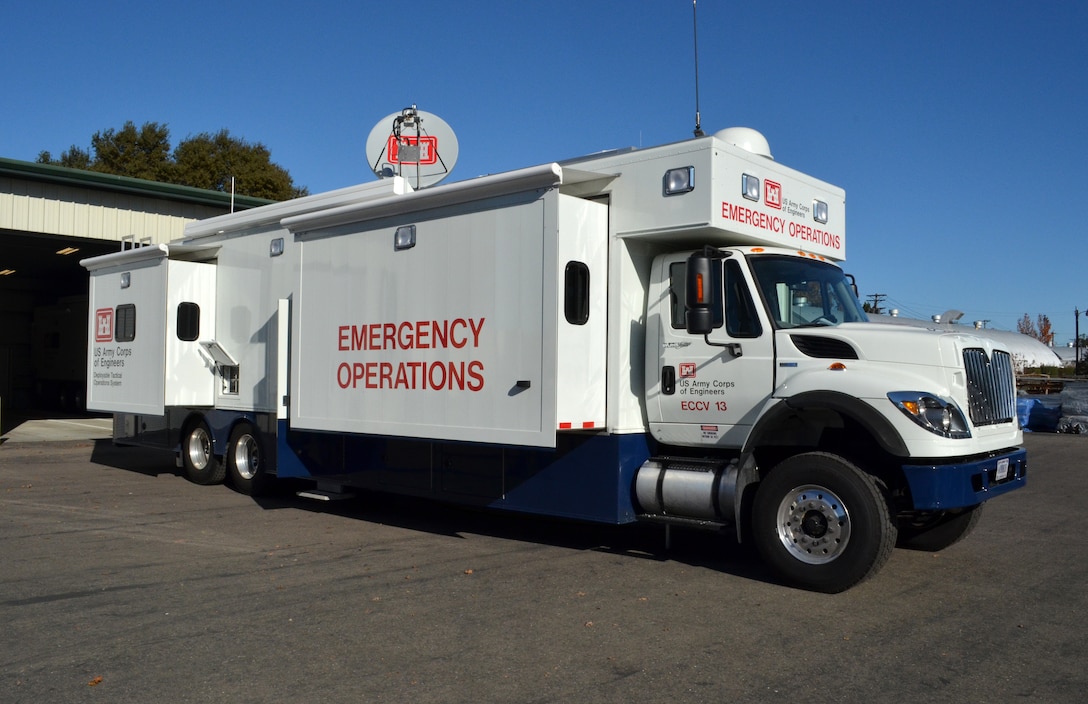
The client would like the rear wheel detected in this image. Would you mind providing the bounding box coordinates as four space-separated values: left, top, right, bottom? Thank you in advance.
182 420 225 485
752 452 896 593
226 423 269 496
897 504 984 551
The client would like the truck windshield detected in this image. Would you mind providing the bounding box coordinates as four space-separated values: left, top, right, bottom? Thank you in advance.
747 254 869 329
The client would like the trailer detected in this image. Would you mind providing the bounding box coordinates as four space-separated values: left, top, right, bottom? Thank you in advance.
82 125 1025 592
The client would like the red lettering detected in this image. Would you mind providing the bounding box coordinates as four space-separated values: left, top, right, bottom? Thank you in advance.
680 401 710 411
394 363 410 389
416 321 431 349
338 326 350 351
469 317 485 347
429 320 445 348
337 362 352 388
450 318 468 348
448 361 465 390
383 323 396 350
398 321 414 349
427 360 446 389
467 361 484 391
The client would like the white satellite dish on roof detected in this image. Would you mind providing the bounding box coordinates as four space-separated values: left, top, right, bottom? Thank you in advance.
365 105 459 188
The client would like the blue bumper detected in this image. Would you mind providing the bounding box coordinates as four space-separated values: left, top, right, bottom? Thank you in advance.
901 448 1026 510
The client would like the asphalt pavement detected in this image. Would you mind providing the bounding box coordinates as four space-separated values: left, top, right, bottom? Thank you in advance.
1 433 1085 703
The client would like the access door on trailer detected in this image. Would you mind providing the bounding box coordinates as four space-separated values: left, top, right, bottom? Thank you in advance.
647 251 775 447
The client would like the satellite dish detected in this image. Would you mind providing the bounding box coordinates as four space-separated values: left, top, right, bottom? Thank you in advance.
365 106 459 188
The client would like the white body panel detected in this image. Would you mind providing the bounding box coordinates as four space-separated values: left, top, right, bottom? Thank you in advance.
289 189 606 448
83 245 217 414
563 134 846 260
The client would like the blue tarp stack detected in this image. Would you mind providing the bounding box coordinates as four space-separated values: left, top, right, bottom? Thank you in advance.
1017 382 1088 433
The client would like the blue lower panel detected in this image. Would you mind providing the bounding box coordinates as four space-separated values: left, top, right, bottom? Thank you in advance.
901 447 1027 510
275 421 651 525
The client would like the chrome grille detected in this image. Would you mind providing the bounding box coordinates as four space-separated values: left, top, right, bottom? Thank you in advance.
963 349 1016 426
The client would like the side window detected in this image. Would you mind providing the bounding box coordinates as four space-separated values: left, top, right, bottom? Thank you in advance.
115 304 136 342
563 261 590 325
670 261 724 330
724 259 762 337
177 302 200 341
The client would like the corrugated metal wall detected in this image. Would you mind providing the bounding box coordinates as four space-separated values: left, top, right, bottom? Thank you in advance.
0 175 227 245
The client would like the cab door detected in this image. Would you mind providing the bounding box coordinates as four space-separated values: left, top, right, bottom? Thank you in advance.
646 251 775 448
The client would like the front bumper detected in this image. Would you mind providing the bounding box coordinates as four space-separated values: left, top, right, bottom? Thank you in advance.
901 447 1026 510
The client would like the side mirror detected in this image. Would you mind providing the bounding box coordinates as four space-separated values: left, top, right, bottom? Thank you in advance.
685 248 723 335
846 273 859 298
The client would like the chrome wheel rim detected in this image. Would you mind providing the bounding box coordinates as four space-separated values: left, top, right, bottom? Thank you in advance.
775 484 851 564
232 435 259 480
187 427 212 470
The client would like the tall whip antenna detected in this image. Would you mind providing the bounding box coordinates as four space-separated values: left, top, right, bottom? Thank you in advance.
692 0 704 136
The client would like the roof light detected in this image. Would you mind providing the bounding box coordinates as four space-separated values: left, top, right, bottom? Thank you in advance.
742 174 760 201
664 166 695 195
813 199 829 224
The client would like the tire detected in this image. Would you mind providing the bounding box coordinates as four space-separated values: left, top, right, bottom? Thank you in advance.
182 420 225 485
897 504 984 552
752 452 896 593
226 423 269 496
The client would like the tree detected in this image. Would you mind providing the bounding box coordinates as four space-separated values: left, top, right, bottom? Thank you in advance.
172 129 306 200
91 121 173 181
38 121 307 200
1017 314 1038 339
1018 313 1055 345
1036 314 1054 346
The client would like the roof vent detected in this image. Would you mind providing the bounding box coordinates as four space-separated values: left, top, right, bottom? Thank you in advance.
715 127 773 160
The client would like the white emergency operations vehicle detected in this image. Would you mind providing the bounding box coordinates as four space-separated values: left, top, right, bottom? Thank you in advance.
82 124 1025 592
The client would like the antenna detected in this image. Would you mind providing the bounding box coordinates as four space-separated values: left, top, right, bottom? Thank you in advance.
692 0 704 137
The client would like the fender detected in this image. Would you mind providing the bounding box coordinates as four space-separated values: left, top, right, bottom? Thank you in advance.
744 390 908 457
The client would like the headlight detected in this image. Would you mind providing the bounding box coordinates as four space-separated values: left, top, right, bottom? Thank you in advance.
888 392 971 438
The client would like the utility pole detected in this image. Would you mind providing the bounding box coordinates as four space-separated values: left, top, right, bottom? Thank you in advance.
865 293 886 315
1077 308 1082 375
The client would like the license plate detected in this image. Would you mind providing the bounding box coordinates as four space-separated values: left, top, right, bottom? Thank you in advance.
995 458 1010 482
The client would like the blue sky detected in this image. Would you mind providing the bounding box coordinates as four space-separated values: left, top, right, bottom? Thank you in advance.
4 1 1086 339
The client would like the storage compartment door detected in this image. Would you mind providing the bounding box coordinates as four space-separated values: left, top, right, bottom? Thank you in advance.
86 256 168 414
164 260 218 406
291 191 557 447
555 195 607 431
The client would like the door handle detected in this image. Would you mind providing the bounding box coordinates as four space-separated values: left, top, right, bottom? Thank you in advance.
661 366 675 395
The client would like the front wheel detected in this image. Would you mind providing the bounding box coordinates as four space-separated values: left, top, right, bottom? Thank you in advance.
182 420 225 485
226 423 269 496
752 452 896 593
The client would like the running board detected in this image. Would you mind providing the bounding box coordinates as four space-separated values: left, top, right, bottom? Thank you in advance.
638 513 731 531
297 481 355 501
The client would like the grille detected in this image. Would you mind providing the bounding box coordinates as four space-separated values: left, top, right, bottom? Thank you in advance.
791 335 859 359
963 348 1016 426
